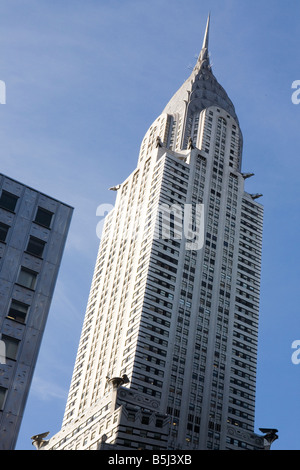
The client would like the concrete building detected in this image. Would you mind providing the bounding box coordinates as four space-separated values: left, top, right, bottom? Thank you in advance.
0 174 73 450
39 16 274 450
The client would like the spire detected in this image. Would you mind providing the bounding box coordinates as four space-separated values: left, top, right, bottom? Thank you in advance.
161 11 239 140
191 14 211 78
199 13 210 63
202 12 210 51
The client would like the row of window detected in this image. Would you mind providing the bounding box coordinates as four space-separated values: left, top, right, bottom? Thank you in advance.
0 190 57 412
0 190 53 227
0 191 54 327
0 264 42 368
0 225 46 258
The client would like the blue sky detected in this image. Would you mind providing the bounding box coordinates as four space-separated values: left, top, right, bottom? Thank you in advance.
0 0 299 450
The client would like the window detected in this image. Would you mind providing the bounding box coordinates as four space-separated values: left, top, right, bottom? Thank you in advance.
0 191 18 212
0 222 9 242
34 207 53 228
127 412 135 422
1 335 19 360
0 387 7 410
17 267 38 290
141 415 150 425
26 236 46 257
8 300 29 323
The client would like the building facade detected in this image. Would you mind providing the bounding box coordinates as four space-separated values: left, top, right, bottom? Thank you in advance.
0 174 73 450
40 17 268 450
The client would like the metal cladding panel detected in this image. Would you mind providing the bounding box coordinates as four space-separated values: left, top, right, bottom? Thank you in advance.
18 327 40 366
11 283 35 305
0 279 12 312
4 363 31 415
30 224 50 242
25 293 51 331
1 247 23 283
37 261 57 296
16 188 37 220
46 230 68 266
0 413 19 451
0 208 14 224
1 318 25 341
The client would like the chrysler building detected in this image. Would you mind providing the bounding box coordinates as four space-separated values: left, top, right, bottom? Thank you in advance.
37 16 273 450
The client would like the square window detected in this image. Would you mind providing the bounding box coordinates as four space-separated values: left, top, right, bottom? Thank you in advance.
17 267 38 290
0 191 18 212
0 222 9 242
8 300 29 323
34 207 53 228
26 236 45 258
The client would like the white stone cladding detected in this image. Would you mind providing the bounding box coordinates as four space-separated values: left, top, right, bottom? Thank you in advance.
42 17 265 451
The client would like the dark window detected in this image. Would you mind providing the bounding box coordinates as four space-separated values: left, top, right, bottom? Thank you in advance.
26 236 45 257
0 222 9 242
122 440 132 448
141 416 150 425
8 300 29 323
17 267 38 290
34 207 53 228
0 191 18 212
1 335 19 360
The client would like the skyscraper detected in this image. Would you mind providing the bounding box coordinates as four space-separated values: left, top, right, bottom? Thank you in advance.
0 174 73 450
39 16 268 451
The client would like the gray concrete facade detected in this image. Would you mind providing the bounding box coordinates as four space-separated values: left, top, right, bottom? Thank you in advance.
0 174 73 449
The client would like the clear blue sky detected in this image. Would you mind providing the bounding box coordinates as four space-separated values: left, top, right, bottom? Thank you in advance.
0 0 299 451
